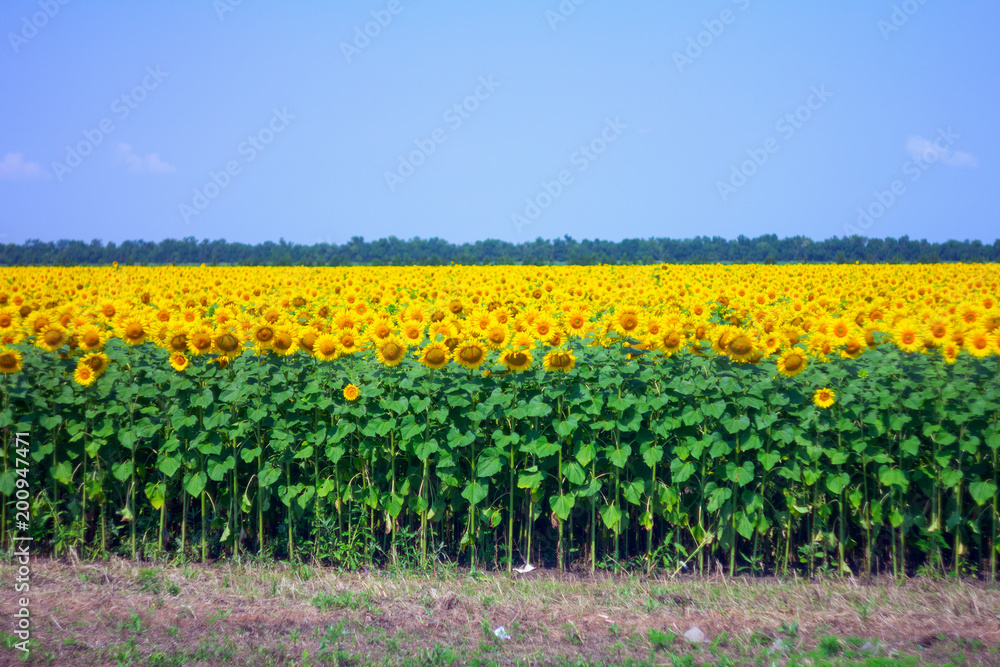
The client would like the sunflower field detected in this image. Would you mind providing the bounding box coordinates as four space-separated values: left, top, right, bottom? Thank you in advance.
1 263 999 578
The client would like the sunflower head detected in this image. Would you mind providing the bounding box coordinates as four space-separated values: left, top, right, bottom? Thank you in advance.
213 331 243 359
543 349 575 373
73 362 96 387
776 349 807 377
0 347 24 374
813 387 836 409
501 349 533 373
454 340 487 370
81 352 111 376
169 353 189 372
418 342 450 370
343 383 360 401
187 327 215 356
376 336 406 367
119 317 148 346
36 324 69 352
313 333 339 361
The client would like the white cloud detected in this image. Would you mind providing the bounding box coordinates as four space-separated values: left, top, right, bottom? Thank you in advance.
0 152 50 180
115 142 175 174
906 135 978 168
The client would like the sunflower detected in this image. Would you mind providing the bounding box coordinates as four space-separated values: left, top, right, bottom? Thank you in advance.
270 326 300 357
942 343 959 365
81 352 110 377
565 308 591 336
454 340 487 370
543 349 575 373
510 332 534 350
726 330 756 363
0 308 18 330
892 320 922 353
252 323 276 348
213 330 243 360
838 335 866 360
169 352 189 372
313 333 339 361
484 323 509 350
776 348 808 377
612 307 641 337
76 324 105 351
659 329 686 357
500 348 533 373
119 317 148 346
336 330 361 356
73 362 96 387
375 336 406 368
963 328 990 357
35 324 69 352
0 347 23 374
400 323 425 346
526 316 550 342
366 316 395 343
813 387 836 409
186 326 215 356
417 342 450 370
924 318 951 347
299 328 319 354
343 383 360 401
165 330 189 353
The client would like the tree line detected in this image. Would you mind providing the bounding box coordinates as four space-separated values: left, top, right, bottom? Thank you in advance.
2 234 998 266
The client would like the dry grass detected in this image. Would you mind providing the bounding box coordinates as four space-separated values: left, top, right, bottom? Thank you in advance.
2 557 1000 665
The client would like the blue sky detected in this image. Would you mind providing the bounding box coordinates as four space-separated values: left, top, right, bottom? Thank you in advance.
1 1 996 247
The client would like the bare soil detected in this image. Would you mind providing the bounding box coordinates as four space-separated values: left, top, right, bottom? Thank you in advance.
2 557 1000 665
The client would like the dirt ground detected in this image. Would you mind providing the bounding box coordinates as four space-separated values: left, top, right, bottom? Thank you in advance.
2 557 1000 665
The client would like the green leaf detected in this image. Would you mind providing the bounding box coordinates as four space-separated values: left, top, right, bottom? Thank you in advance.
725 461 754 487
184 471 207 497
623 479 645 505
600 504 623 532
414 438 440 461
641 444 663 468
757 450 781 472
550 494 575 521
735 512 754 539
476 452 503 478
259 464 281 488
517 467 544 490
969 479 997 506
608 445 632 469
825 472 850 495
670 459 696 484
461 479 488 506
722 414 750 434
51 461 73 485
564 462 586 486
707 487 732 513
145 482 166 510
112 460 133 482
157 455 182 478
